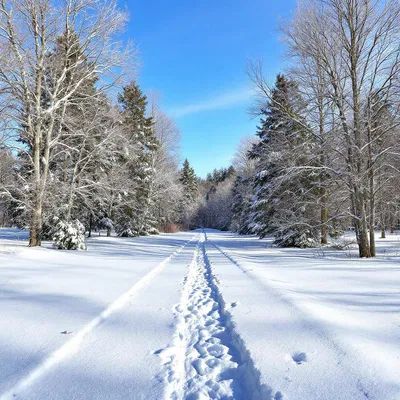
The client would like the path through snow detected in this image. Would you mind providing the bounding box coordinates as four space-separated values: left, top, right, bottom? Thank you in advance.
159 235 268 400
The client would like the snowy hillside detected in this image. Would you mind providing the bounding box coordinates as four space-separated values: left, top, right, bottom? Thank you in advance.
1 228 399 400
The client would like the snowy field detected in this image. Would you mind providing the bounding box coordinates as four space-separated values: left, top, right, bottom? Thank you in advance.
0 228 399 400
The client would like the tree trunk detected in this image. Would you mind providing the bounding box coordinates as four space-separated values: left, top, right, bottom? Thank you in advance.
369 226 376 257
391 205 397 232
29 195 42 247
358 228 370 258
318 93 328 246
29 122 42 247
321 203 328 245
367 122 376 257
353 191 371 258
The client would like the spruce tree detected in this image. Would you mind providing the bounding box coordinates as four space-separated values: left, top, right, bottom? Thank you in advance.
180 159 198 203
178 159 198 228
249 74 317 247
115 81 159 236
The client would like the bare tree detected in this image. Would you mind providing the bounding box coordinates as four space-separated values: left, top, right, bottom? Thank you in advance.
0 0 135 246
281 0 400 257
150 101 184 231
232 136 258 177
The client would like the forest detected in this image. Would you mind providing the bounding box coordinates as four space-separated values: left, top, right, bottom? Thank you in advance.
1 0 400 258
1 1 400 399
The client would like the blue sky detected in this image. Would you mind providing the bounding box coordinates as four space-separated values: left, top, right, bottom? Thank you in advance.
120 0 297 177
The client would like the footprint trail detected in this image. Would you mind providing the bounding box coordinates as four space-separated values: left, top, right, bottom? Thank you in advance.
158 234 267 400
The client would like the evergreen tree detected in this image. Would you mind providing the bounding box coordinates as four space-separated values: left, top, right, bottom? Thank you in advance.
248 74 317 247
180 159 198 203
115 82 159 236
178 159 198 228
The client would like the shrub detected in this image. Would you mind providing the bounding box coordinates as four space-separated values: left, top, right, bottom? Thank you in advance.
274 228 317 248
53 219 87 250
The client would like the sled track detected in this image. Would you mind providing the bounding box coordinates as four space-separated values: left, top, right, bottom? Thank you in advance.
0 234 199 400
159 234 271 400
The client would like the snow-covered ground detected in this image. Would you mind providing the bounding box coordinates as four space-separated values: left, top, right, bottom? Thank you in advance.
0 228 399 400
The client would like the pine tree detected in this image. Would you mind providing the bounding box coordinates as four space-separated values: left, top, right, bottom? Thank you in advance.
178 159 198 228
248 74 317 247
180 159 198 203
115 81 159 236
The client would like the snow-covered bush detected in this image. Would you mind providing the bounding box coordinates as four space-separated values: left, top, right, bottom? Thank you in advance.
273 228 317 248
115 219 138 237
52 219 87 250
41 216 59 240
140 224 159 236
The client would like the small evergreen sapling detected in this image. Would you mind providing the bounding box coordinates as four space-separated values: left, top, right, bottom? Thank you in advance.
53 219 87 250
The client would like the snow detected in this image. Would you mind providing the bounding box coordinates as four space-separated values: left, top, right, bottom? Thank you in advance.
203 231 400 399
1 228 400 399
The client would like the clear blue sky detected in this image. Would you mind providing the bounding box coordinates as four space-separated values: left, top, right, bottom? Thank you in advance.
119 0 297 177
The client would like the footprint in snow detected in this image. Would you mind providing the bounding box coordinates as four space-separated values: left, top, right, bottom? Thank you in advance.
292 352 307 365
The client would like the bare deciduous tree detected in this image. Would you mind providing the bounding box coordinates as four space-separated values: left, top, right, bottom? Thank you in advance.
281 0 400 257
0 0 135 246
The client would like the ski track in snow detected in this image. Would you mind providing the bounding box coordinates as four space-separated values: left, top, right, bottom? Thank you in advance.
0 233 199 400
203 232 380 400
159 234 269 400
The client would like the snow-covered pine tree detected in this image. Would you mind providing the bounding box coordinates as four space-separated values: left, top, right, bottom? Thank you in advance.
178 159 198 229
248 74 317 247
115 82 159 237
180 159 198 203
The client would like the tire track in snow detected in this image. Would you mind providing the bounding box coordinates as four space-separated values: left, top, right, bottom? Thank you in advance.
159 234 269 400
0 233 199 400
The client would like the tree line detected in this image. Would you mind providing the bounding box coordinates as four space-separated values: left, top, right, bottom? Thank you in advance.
0 0 200 249
194 0 400 258
2 0 400 259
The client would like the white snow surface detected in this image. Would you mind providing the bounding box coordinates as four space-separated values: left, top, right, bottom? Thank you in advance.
0 228 399 399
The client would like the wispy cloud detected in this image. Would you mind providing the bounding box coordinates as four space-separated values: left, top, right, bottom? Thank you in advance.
169 87 253 118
